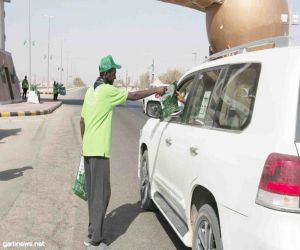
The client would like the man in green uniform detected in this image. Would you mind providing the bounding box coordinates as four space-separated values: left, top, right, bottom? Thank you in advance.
22 76 29 99
80 55 165 250
53 81 59 100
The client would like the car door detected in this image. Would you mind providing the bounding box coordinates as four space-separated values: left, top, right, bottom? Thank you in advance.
152 74 198 219
180 67 224 204
153 67 224 220
184 63 261 216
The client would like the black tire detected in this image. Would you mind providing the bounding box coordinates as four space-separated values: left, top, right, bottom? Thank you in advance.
192 204 223 250
139 150 156 211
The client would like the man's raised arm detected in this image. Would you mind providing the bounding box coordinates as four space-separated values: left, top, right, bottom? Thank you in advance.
127 86 166 101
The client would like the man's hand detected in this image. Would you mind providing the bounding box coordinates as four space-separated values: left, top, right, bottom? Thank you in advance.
155 86 166 96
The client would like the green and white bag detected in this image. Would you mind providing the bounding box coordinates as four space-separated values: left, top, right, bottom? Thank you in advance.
72 156 87 201
160 82 179 119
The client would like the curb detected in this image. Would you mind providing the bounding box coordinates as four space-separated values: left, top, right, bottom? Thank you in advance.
0 102 62 117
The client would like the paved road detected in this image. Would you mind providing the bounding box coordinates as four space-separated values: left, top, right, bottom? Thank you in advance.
0 88 190 250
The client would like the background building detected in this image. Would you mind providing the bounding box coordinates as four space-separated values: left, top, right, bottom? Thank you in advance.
0 0 21 104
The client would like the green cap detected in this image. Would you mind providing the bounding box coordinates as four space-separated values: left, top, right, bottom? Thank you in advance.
99 55 122 73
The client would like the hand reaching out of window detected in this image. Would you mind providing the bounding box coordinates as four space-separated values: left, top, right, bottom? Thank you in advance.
176 91 186 104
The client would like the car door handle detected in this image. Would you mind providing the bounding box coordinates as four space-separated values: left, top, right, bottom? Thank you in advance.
165 137 172 146
190 146 198 156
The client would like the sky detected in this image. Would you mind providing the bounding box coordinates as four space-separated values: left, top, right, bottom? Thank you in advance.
4 0 300 86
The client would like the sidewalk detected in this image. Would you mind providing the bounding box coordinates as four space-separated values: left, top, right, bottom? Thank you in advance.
0 98 62 117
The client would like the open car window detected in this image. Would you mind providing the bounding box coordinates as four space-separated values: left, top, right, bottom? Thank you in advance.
167 74 197 123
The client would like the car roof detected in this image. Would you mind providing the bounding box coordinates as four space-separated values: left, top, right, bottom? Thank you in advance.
179 46 300 81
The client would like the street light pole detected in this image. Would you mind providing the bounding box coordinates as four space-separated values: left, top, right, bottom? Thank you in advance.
28 0 31 90
151 59 155 82
60 40 63 83
47 15 50 88
126 70 128 90
66 53 69 86
45 14 53 89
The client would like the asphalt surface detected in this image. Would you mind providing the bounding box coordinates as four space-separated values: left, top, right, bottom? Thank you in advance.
0 87 190 250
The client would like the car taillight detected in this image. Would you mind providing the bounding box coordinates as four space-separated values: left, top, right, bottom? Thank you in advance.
256 153 300 213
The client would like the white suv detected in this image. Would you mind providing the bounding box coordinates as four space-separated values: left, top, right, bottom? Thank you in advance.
138 37 300 250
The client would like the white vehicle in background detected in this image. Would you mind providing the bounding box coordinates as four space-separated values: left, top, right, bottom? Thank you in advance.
138 37 300 250
143 80 169 114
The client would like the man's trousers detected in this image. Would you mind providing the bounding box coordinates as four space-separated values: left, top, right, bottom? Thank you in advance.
84 156 111 245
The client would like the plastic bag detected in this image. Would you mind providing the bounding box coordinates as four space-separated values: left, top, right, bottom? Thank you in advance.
72 156 87 201
27 90 39 104
57 83 66 95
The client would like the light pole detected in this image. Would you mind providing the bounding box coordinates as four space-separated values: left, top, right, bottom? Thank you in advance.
65 53 69 86
44 14 54 88
59 40 63 83
126 70 128 90
151 59 155 82
57 40 64 84
28 0 31 90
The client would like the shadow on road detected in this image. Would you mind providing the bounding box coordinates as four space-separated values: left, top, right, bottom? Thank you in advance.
0 166 33 181
104 201 142 244
103 201 190 248
0 128 22 143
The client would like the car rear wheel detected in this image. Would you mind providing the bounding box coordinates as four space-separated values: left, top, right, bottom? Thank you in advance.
192 204 223 250
139 150 156 210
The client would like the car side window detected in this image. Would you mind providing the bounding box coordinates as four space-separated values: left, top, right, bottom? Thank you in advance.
186 69 221 126
169 75 196 123
214 63 261 130
177 78 194 109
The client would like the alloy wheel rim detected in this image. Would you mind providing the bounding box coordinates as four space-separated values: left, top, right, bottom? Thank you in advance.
141 158 149 204
196 219 216 250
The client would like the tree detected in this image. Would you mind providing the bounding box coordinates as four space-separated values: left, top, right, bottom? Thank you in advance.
73 77 85 87
159 69 184 84
139 72 150 89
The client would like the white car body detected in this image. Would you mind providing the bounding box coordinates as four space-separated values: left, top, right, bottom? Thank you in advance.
143 83 169 113
138 41 300 250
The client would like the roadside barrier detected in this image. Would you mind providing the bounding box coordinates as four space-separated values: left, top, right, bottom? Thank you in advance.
0 102 62 117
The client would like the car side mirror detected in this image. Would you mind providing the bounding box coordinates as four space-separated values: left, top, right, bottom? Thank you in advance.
146 102 162 119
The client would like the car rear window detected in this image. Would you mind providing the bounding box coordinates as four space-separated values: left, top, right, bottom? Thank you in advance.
214 63 261 131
